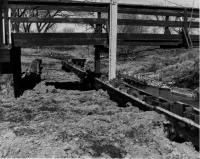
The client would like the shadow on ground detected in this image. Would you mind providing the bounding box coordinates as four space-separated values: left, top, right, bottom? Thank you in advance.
45 81 92 91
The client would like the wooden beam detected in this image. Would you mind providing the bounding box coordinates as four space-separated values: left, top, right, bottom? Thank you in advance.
10 47 21 98
190 35 199 40
118 9 199 18
10 17 107 24
94 12 102 74
8 0 109 8
4 0 10 45
118 3 200 13
118 19 199 28
164 16 171 35
10 17 199 28
109 0 117 80
8 4 199 18
12 33 183 47
12 33 183 40
12 33 185 47
0 46 10 62
8 4 109 13
13 39 181 47
7 0 199 12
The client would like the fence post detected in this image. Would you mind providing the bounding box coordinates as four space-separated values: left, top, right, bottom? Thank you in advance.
3 0 10 45
10 47 22 98
183 8 193 48
109 0 117 80
164 16 171 34
94 12 102 74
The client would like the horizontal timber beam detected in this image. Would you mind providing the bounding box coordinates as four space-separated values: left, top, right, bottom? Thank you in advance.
8 5 199 18
13 33 183 40
12 33 187 47
13 40 181 47
8 0 199 12
10 17 199 28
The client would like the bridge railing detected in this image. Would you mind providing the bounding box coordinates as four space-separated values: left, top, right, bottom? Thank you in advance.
0 0 198 48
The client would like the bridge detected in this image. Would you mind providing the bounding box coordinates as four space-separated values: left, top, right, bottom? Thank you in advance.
0 0 199 97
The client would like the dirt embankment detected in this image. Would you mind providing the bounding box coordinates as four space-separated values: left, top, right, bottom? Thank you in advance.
0 55 199 158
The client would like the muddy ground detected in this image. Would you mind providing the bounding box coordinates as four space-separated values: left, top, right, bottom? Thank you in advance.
0 48 199 158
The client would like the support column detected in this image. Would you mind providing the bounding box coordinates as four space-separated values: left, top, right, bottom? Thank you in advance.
108 0 117 80
4 0 10 45
183 8 192 48
164 16 171 35
94 12 102 74
10 47 21 98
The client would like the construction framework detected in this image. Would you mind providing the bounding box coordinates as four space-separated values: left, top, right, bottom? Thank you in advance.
0 0 199 97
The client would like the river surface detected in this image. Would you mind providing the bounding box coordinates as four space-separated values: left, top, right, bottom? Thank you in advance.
135 85 199 109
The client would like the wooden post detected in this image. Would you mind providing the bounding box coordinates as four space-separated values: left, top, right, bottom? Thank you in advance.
94 12 102 73
183 8 188 34
183 8 193 49
184 8 193 48
4 0 10 45
109 0 117 80
164 16 171 35
94 12 102 74
8 8 11 44
10 47 21 98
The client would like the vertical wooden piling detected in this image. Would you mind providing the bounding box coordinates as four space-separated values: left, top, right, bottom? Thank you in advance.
164 16 171 34
108 0 117 80
94 12 102 74
4 0 9 45
10 47 21 98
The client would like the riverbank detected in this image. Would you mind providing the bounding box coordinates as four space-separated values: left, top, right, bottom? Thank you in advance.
0 48 199 158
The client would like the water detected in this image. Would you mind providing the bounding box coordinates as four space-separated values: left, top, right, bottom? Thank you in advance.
135 85 199 109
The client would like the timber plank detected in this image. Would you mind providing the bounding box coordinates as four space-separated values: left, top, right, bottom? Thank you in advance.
8 5 108 12
10 18 199 28
13 33 182 40
13 39 180 47
8 5 199 18
12 33 185 47
8 0 199 12
10 17 107 24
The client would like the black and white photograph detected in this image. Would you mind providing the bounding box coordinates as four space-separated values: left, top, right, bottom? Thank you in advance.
0 0 199 158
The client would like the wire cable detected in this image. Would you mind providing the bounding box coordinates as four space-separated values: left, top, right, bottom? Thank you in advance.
164 0 185 7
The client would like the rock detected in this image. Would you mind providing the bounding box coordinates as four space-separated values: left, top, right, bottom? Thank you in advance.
46 85 56 93
15 148 20 153
33 82 47 94
74 137 79 141
63 144 73 151
2 148 10 157
119 134 125 138
3 131 16 139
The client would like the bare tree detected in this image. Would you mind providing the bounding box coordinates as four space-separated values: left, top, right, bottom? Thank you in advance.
11 7 93 33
